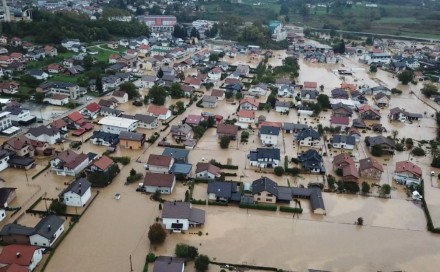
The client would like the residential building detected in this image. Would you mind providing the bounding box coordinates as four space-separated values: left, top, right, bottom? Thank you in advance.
394 160 422 186
201 95 218 108
0 224 33 245
0 245 43 271
291 187 326 215
139 15 177 32
300 89 319 101
162 148 189 163
3 106 36 126
296 128 320 147
112 90 128 103
36 82 80 99
298 149 325 174
211 89 225 100
331 88 349 99
252 177 282 204
239 97 259 111
332 103 353 117
50 149 89 176
0 112 13 131
0 150 11 172
89 155 114 173
358 104 381 120
237 110 255 123
142 173 176 194
359 157 383 180
248 148 280 168
207 181 241 203
29 215 64 247
43 94 69 106
100 107 123 117
367 136 395 154
373 92 390 108
282 123 308 134
332 135 356 150
275 101 290 113
59 178 92 207
0 187 16 208
185 115 202 127
249 83 269 96
25 126 61 144
83 102 101 119
145 154 174 173
277 84 294 97
118 131 145 150
90 131 119 146
98 116 138 134
153 256 185 272
332 153 355 170
161 201 205 232
195 162 221 180
170 124 192 141
147 105 172 121
330 116 350 130
389 107 423 122
216 124 238 140
3 136 35 157
259 126 280 146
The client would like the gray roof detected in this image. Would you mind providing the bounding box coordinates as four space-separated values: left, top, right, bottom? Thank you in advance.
91 131 119 145
134 114 157 124
33 215 65 239
300 89 319 99
162 202 205 224
119 131 145 141
170 124 192 135
252 176 278 196
283 123 309 131
162 74 175 82
352 118 366 128
296 128 320 141
60 178 91 197
0 224 34 236
3 106 26 115
332 134 356 145
27 125 59 137
153 256 185 272
100 106 123 116
331 103 353 114
202 95 217 103
249 148 280 161
367 135 395 148
207 181 240 200
162 148 189 161
275 101 291 108
142 75 157 83
170 163 192 175
298 149 325 172
260 126 280 136
291 187 325 211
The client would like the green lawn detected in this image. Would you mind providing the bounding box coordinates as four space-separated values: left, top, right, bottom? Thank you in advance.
48 74 79 83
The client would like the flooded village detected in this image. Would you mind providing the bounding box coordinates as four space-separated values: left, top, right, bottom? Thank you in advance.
0 18 440 272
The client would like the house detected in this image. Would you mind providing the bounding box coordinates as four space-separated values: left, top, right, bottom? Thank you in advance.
0 150 11 172
367 136 395 154
3 136 35 157
161 201 205 232
275 101 290 113
100 107 123 118
211 89 225 100
0 188 16 208
25 126 61 144
6 156 35 170
283 123 309 134
65 111 87 129
208 67 222 81
298 149 325 174
0 224 34 245
145 155 174 173
351 90 368 104
83 102 101 119
207 181 241 202
358 104 381 120
131 114 158 129
217 124 238 140
89 155 115 173
359 157 383 180
0 245 43 271
140 75 157 88
296 128 320 148
303 81 317 90
249 83 269 96
291 187 325 215
50 149 89 176
59 178 92 207
170 124 192 141
98 116 138 134
373 92 390 108
185 115 202 127
43 94 69 106
147 105 172 121
330 116 350 130
331 88 349 99
0 82 19 94
332 103 353 117
195 162 221 180
389 107 423 122
248 148 280 168
143 173 176 194
259 126 280 146
332 153 355 170
98 99 118 109
251 177 284 204
239 97 259 111
90 131 119 146
3 106 36 126
332 135 356 150
201 95 218 108
153 256 185 272
29 215 64 247
341 163 359 183
235 64 250 76
44 45 57 57
352 118 367 129
394 160 422 186
237 110 255 124
47 63 63 74
300 89 319 101
112 90 129 103
277 85 294 97
181 85 194 98
348 128 362 143
28 70 48 80
118 131 145 150
162 148 189 163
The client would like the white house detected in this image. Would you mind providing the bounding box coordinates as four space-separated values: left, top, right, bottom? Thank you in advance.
207 67 222 81
98 116 138 134
131 114 159 129
237 110 255 123
145 154 174 174
0 245 43 271
275 101 290 113
147 105 172 121
331 135 356 150
162 201 205 232
239 97 259 111
278 85 294 97
249 83 268 96
112 90 129 103
259 126 280 146
248 148 280 168
4 106 36 125
29 215 65 247
50 149 90 176
142 173 176 194
26 125 61 144
59 178 92 207
195 162 221 180
0 111 12 131
0 150 11 172
296 128 321 148
43 94 69 106
0 208 5 222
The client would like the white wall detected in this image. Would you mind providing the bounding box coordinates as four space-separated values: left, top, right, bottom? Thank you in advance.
29 249 43 271
163 218 189 231
63 187 91 207
30 224 64 247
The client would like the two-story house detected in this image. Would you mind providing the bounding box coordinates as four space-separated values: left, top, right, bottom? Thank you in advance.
145 154 174 173
259 126 280 146
248 148 280 168
50 149 89 176
296 128 320 148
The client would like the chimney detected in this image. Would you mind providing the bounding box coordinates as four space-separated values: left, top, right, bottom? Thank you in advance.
16 252 20 258
48 225 51 231
168 257 172 264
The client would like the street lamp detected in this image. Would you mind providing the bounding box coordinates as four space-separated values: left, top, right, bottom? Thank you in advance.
24 168 29 183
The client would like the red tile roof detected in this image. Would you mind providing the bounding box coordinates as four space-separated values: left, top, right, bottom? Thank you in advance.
147 154 172 167
0 245 40 267
303 81 317 89
85 102 101 113
51 119 67 129
240 97 258 107
186 114 202 125
147 105 168 116
258 121 283 128
330 116 349 125
0 263 29 272
93 155 114 171
67 111 83 122
143 173 175 187
395 161 422 178
217 124 238 136
238 110 255 119
195 162 221 176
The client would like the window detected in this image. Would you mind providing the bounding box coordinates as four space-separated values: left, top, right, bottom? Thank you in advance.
267 194 272 197
266 198 272 202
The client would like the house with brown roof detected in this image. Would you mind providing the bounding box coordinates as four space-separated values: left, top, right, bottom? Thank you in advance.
359 157 383 180
119 131 146 150
0 82 19 94
239 97 259 111
49 119 68 135
303 81 317 90
147 105 172 121
145 154 174 173
330 116 350 130
367 136 395 154
358 104 381 120
89 155 115 173
332 153 355 170
394 160 422 186
3 136 34 157
25 125 61 144
195 162 221 180
0 245 43 271
217 124 238 140
143 173 176 194
185 115 202 127
49 149 89 176
47 63 63 74
112 90 128 103
211 89 225 100
237 110 255 124
332 103 353 117
162 201 205 232
373 92 390 108
342 163 359 182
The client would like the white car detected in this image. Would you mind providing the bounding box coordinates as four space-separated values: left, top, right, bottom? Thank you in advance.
114 193 121 200
412 191 422 200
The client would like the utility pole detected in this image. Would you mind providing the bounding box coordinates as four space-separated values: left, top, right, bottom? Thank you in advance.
24 169 29 183
130 255 133 271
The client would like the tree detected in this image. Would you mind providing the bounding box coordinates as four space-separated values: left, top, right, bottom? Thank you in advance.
176 101 185 113
357 217 364 226
241 131 249 142
335 168 343 176
327 175 336 190
391 88 402 95
219 135 231 149
235 92 243 100
194 255 210 272
119 82 139 100
380 184 391 196
49 199 67 214
365 36 374 45
319 84 324 92
421 83 438 98
148 223 167 245
148 85 168 105
96 76 103 93
190 27 200 39
274 166 284 176
361 182 370 194
206 116 215 128
411 147 426 156
175 243 199 259
169 83 184 99
130 168 136 176
317 94 331 109
391 130 398 141
397 70 414 85
209 53 219 62
369 64 377 73
371 145 383 157
173 24 188 39
432 155 440 168
157 68 164 78
35 92 45 104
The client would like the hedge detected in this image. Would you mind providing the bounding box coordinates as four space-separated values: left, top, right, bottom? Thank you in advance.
220 172 237 177
420 180 440 233
109 156 130 165
208 201 228 206
279 206 303 213
209 261 279 271
190 199 206 205
239 203 277 211
210 161 239 170
193 178 209 184
31 164 50 180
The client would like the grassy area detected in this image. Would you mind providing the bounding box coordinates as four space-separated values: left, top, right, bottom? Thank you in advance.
26 52 75 70
48 74 79 83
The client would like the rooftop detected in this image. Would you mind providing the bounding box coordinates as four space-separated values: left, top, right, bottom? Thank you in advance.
98 116 138 129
